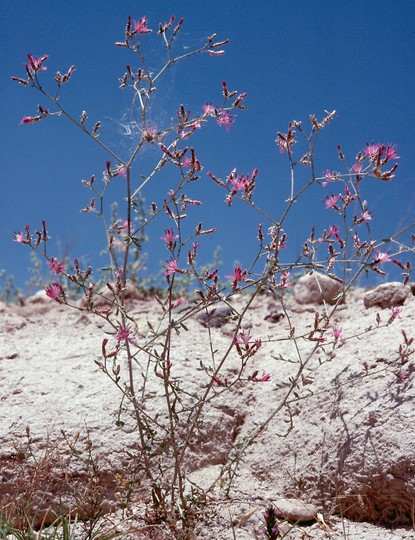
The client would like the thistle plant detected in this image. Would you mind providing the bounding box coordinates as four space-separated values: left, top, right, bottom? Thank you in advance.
11 12 415 538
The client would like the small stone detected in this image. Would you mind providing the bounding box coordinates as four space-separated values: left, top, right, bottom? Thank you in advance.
242 320 253 329
197 306 234 328
265 311 285 323
274 497 317 523
293 273 343 305
363 282 411 309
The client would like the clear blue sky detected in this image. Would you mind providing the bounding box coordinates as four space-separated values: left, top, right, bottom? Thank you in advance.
2 0 415 293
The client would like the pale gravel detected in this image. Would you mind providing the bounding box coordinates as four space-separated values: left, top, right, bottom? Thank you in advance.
1 287 414 539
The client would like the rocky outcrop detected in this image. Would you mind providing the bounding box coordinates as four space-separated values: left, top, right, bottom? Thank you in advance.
363 282 412 309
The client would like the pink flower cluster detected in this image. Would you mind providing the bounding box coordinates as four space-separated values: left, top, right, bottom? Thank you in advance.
133 16 152 34
363 143 399 162
217 110 234 131
224 168 258 205
352 143 400 182
13 221 48 248
322 170 341 187
234 331 262 360
115 322 136 344
26 53 49 74
12 53 76 125
202 102 234 131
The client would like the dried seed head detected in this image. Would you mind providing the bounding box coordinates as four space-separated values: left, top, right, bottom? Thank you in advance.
92 120 101 135
158 15 175 34
80 110 87 125
11 76 29 86
310 110 336 130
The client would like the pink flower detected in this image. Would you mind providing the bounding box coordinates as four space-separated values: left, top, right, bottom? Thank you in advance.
260 371 271 382
234 332 262 359
328 225 339 236
230 174 250 192
360 210 372 222
332 325 342 340
203 103 215 116
142 126 158 142
133 16 152 34
173 297 185 309
164 258 180 277
390 306 401 320
374 250 392 264
237 331 252 346
217 110 234 131
27 53 48 73
278 270 293 289
226 266 247 283
352 163 363 174
225 169 257 205
181 157 192 167
47 258 66 275
324 194 340 209
385 145 399 160
13 232 28 243
363 143 381 160
115 322 135 344
45 282 61 300
397 371 410 382
160 228 178 249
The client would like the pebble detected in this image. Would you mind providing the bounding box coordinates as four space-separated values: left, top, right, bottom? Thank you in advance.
293 273 343 305
273 497 317 523
363 282 411 309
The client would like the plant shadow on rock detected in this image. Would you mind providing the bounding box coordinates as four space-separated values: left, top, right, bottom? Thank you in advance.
282 358 415 526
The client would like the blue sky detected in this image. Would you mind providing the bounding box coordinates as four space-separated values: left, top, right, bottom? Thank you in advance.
2 0 415 294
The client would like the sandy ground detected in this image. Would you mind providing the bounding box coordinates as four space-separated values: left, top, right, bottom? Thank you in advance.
1 285 414 539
